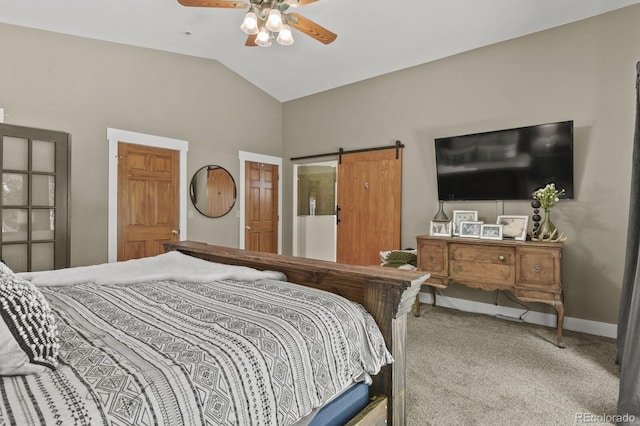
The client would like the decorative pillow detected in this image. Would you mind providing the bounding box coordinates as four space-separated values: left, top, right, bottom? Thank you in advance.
0 262 59 375
380 249 417 269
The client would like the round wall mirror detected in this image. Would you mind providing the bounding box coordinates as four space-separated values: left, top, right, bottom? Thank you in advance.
190 165 237 218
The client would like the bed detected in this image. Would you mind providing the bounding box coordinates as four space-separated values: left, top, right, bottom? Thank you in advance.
0 241 429 425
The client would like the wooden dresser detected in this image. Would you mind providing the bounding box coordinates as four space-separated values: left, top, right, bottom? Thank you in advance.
415 235 565 347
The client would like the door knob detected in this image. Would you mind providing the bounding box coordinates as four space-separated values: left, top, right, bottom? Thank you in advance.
245 226 251 230
171 229 180 235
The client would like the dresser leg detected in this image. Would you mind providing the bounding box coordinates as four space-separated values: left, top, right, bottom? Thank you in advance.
555 303 565 348
413 295 421 317
431 286 437 306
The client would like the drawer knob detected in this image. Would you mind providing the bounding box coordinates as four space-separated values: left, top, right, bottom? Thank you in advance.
457 252 464 259
533 265 541 273
457 265 463 272
498 255 505 261
428 255 434 262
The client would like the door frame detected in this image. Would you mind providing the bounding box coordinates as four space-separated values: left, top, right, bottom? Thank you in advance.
107 128 189 262
238 150 282 253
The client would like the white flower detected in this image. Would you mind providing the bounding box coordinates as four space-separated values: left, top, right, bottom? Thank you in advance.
533 183 565 209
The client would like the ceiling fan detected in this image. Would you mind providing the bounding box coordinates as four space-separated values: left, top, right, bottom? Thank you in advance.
178 0 337 47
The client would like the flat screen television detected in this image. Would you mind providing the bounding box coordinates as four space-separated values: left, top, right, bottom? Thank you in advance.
434 120 574 201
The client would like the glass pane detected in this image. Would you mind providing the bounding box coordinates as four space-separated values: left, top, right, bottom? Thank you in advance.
2 173 28 205
2 136 29 170
32 140 56 173
32 209 55 240
1 244 28 272
2 209 28 241
31 242 54 271
32 175 55 206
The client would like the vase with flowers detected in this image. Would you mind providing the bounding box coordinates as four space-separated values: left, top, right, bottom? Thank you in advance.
532 183 565 239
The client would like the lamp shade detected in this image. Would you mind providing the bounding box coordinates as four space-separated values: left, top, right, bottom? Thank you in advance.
276 24 294 45
255 26 272 47
240 11 259 35
265 9 284 32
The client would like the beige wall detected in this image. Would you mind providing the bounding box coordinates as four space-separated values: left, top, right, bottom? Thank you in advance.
0 23 282 267
282 4 640 324
2 4 638 324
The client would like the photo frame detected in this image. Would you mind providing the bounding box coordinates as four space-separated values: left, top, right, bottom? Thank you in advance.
480 223 503 240
430 221 452 237
452 210 478 235
459 221 483 238
496 215 529 241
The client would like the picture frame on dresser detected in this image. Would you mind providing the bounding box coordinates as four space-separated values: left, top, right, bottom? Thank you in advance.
430 220 452 237
496 215 528 241
452 210 478 235
459 221 483 238
480 223 503 240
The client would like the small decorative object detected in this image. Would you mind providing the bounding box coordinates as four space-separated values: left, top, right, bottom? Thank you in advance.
430 220 452 237
531 183 567 242
459 221 483 238
432 200 449 222
530 199 542 237
480 224 503 240
452 210 478 236
496 215 529 241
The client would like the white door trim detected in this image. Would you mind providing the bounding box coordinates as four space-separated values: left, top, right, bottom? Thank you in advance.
238 151 282 253
107 128 189 262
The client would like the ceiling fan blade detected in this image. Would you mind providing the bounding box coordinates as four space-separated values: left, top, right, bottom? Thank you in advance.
287 13 337 44
245 34 258 47
178 0 249 8
285 0 319 7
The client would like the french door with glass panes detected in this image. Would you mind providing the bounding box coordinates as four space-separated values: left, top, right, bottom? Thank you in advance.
0 124 70 272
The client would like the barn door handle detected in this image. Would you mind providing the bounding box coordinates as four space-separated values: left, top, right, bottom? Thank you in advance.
245 226 251 230
171 229 180 235
336 205 341 224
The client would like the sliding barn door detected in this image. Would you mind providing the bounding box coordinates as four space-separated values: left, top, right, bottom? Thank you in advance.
336 148 402 265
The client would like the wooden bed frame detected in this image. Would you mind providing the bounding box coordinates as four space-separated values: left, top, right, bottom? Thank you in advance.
164 241 430 426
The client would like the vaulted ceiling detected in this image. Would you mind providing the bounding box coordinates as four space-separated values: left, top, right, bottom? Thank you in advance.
1 0 639 101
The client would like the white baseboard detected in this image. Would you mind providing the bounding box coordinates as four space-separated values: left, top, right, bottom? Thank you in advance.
418 291 617 339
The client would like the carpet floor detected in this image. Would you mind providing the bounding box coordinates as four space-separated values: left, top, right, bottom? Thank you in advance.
406 304 619 425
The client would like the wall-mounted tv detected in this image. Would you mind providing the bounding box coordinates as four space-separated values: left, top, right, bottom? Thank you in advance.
434 120 574 201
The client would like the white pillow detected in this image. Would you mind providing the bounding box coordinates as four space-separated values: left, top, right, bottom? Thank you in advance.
0 262 59 375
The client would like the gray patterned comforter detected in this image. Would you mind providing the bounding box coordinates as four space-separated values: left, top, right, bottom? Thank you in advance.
1 256 392 425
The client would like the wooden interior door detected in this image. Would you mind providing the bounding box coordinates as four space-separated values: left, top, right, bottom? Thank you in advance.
337 148 402 265
117 142 180 261
245 161 278 253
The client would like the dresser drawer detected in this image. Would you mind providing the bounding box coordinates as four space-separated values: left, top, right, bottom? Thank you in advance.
417 239 447 277
449 243 515 285
516 247 561 290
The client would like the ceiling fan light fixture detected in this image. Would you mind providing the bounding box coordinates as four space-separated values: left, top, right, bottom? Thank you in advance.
255 26 272 47
265 8 284 32
240 11 259 35
276 24 294 45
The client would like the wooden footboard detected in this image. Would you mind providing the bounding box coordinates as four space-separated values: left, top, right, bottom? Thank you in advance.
164 241 429 426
